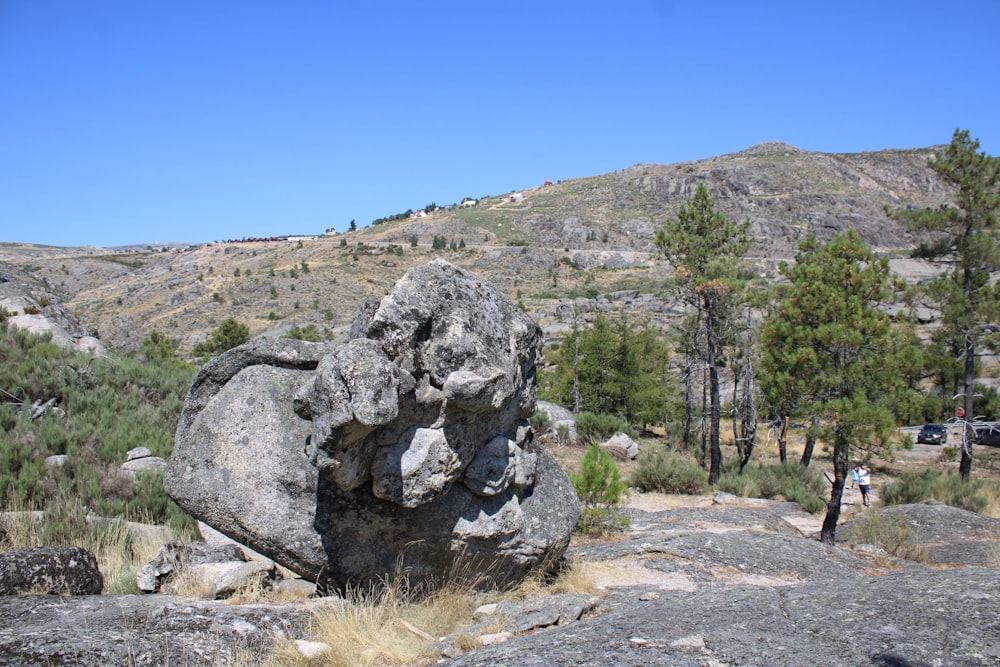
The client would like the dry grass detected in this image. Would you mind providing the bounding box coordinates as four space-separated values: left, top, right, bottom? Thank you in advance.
269 577 477 667
843 511 930 563
257 559 600 667
0 501 171 594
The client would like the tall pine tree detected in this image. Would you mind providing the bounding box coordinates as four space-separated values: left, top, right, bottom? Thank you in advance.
893 129 1000 479
760 231 911 543
656 183 749 484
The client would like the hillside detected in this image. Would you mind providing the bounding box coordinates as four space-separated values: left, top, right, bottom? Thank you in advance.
0 142 952 354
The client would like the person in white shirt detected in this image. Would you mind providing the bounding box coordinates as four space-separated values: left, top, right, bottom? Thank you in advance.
856 464 872 507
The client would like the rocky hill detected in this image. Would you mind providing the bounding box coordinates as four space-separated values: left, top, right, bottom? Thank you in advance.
0 142 953 354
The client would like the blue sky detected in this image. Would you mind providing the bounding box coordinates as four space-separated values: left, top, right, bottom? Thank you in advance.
2 1 998 248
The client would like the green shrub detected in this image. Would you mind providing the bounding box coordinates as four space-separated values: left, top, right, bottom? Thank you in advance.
0 320 197 530
843 511 928 562
283 324 323 342
192 317 249 358
576 412 632 443
629 449 708 495
716 461 827 514
570 443 630 535
880 469 991 514
530 409 552 433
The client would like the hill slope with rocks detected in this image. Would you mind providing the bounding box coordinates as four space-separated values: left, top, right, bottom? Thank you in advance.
0 142 953 354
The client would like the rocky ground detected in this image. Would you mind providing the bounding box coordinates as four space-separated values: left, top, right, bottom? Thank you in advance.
441 495 1000 667
3 481 997 666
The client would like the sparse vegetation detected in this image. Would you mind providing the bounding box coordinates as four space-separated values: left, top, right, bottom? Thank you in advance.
629 448 709 495
574 412 632 443
191 317 250 358
880 469 998 514
570 443 629 535
0 323 197 536
716 460 828 514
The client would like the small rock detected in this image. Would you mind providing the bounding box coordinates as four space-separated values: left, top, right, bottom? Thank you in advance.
295 640 332 659
273 578 316 599
712 491 740 504
474 603 498 615
126 446 153 461
479 632 513 646
638 591 660 601
671 634 707 649
0 546 103 595
44 455 68 470
120 456 166 479
602 432 639 460
210 560 276 599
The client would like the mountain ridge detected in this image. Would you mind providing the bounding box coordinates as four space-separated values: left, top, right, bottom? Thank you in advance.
0 142 953 354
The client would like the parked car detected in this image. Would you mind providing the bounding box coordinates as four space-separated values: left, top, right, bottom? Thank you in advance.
916 424 947 445
974 425 1000 447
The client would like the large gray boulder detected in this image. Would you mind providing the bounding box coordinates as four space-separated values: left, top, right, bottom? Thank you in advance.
166 260 580 591
0 546 103 596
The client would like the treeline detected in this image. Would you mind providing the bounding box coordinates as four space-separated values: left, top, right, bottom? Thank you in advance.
540 129 1000 541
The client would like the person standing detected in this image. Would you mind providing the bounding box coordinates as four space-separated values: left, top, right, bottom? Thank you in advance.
857 464 872 507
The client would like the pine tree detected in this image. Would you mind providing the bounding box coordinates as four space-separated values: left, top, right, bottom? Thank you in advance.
893 129 1000 479
656 184 749 483
760 231 909 543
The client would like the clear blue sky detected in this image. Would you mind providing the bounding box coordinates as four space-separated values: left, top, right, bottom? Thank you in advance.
2 1 998 248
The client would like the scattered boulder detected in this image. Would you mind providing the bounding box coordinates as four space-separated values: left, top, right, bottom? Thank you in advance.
205 560 276 600
601 432 639 460
534 400 578 444
125 446 152 461
0 546 103 595
120 450 166 479
44 454 68 470
166 260 580 591
136 540 248 593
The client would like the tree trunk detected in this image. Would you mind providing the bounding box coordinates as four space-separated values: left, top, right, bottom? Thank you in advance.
777 417 788 464
820 425 849 544
682 355 693 450
800 415 819 467
959 268 976 481
572 331 581 414
706 301 722 485
701 363 708 467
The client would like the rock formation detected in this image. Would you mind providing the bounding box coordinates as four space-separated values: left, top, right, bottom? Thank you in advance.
165 260 580 591
0 267 106 356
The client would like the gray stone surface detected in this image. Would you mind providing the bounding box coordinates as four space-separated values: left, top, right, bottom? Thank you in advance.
839 501 1000 567
442 569 1000 666
0 594 324 666
136 540 248 593
166 261 580 591
0 267 107 356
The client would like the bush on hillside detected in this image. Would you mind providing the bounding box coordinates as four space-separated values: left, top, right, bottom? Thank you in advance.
629 448 709 495
0 323 197 533
191 317 249 358
715 460 828 514
576 412 632 443
880 469 993 514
